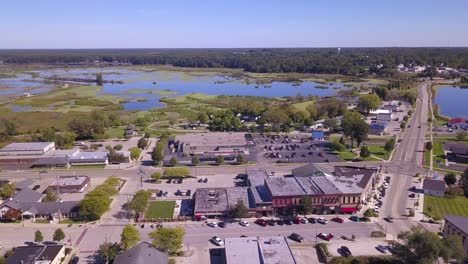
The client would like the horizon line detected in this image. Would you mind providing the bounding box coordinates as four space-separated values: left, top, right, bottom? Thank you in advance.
1 46 468 50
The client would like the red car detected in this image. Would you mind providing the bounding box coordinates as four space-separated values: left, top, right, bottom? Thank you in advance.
255 219 267 227
292 217 302 224
317 233 334 241
331 217 344 223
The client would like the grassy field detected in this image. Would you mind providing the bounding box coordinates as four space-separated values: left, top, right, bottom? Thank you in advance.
368 145 390 160
424 195 468 219
145 201 176 219
105 126 125 138
335 150 357 161
292 100 315 111
432 141 445 168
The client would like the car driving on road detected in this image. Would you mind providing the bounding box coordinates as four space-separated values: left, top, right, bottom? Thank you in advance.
289 233 304 242
207 222 218 228
317 217 329 224
211 236 224 246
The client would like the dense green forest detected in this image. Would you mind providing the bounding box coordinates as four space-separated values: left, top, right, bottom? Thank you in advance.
0 48 467 75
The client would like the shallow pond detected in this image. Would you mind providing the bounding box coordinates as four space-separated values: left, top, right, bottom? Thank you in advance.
2 68 351 111
434 86 468 118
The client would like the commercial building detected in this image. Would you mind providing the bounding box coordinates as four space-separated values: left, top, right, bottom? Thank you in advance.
443 215 468 252
246 170 273 216
171 132 254 159
376 113 393 122
69 151 109 166
423 179 446 197
5 245 65 264
194 187 252 219
114 242 169 264
47 176 90 193
383 101 399 112
448 144 468 163
0 142 55 156
369 121 388 135
224 236 296 264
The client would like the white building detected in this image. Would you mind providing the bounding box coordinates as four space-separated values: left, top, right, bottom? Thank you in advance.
0 142 55 156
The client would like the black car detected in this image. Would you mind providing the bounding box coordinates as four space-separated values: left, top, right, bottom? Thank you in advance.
384 216 394 223
308 217 316 224
267 219 276 226
70 256 80 264
284 219 293 225
218 222 227 228
276 219 284 225
340 246 352 257
289 233 304 243
409 193 416 198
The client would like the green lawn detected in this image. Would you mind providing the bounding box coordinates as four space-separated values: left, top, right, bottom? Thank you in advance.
432 141 445 168
335 150 357 161
424 149 431 167
424 195 468 219
292 100 315 111
367 145 390 160
145 201 176 219
105 126 125 138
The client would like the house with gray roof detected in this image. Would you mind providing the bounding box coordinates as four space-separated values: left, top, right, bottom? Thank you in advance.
443 215 468 252
114 242 168 264
0 200 80 221
5 244 65 264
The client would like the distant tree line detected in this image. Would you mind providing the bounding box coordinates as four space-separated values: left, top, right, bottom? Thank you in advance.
1 48 467 75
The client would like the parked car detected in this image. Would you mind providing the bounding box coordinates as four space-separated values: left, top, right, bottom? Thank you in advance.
292 217 302 224
376 245 389 253
239 221 249 227
384 216 394 223
316 217 328 224
255 219 267 227
340 246 352 257
276 219 284 225
207 222 218 228
308 217 316 224
211 236 224 246
70 256 80 264
317 233 334 241
267 219 276 226
289 233 304 243
218 222 227 228
331 217 344 223
300 218 308 224
409 193 416 198
349 216 360 222
284 219 293 225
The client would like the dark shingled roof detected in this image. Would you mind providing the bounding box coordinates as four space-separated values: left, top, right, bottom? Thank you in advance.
5 245 64 264
114 242 168 264
450 144 468 155
291 164 324 177
32 156 70 166
445 215 468 234
11 188 43 202
423 179 446 192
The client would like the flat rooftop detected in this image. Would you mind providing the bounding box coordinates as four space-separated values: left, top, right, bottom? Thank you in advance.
50 176 89 187
258 236 296 264
225 237 261 264
295 176 342 195
69 151 108 160
246 170 272 204
265 177 305 197
194 188 228 213
0 142 54 152
175 132 248 146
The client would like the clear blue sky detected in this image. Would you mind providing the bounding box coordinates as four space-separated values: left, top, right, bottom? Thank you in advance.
1 0 467 48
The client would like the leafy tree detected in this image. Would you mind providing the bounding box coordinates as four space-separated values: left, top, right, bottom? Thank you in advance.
151 138 168 166
99 242 121 263
209 110 241 131
137 137 148 149
425 142 433 151
331 139 346 152
121 224 140 250
444 173 457 186
34 230 44 243
384 138 396 153
169 157 177 166
441 235 466 263
261 107 289 128
298 196 313 215
323 119 338 131
150 227 186 254
163 167 190 178
341 112 368 147
79 178 119 221
151 172 163 182
42 190 59 202
197 112 209 124
0 183 15 199
113 144 123 151
40 127 56 142
191 156 200 166
129 147 141 160
360 145 371 159
53 228 65 242
230 200 249 219
216 155 224 165
339 136 345 145
2 120 17 136
108 149 127 163
357 94 381 115
236 154 245 164
456 131 467 141
373 87 389 100
144 133 150 139
128 190 151 214
462 168 468 198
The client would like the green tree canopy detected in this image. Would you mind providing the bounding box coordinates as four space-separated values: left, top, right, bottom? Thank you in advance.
151 172 163 182
121 224 141 250
34 230 44 243
216 155 225 165
191 156 200 166
0 182 16 199
444 173 457 186
357 94 381 114
230 200 249 219
163 167 190 178
137 137 149 149
42 190 59 202
384 138 396 153
53 228 65 242
150 227 186 254
298 196 313 215
128 190 151 214
360 145 371 159
236 154 245 164
341 112 369 147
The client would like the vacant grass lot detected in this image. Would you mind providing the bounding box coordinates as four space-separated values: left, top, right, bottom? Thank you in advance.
424 195 468 219
292 100 315 111
145 201 176 219
368 145 390 160
335 150 357 161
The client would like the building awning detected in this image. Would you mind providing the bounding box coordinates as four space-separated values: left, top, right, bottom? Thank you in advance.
341 207 357 213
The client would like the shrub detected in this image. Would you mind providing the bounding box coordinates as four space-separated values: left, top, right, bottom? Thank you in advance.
129 147 142 160
370 231 386 238
163 168 190 178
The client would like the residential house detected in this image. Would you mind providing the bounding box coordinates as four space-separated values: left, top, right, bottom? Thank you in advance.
443 215 468 252
114 242 169 264
449 144 468 163
0 200 80 221
423 179 446 197
47 176 90 193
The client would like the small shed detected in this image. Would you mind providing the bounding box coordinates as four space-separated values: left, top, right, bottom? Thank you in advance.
423 179 446 197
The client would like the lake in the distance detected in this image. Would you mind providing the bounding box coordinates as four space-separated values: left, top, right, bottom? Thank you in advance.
434 86 468 118
1 68 352 111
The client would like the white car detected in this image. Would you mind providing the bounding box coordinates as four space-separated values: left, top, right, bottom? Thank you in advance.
317 217 328 224
211 236 224 246
239 221 249 227
300 218 308 224
207 222 218 228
